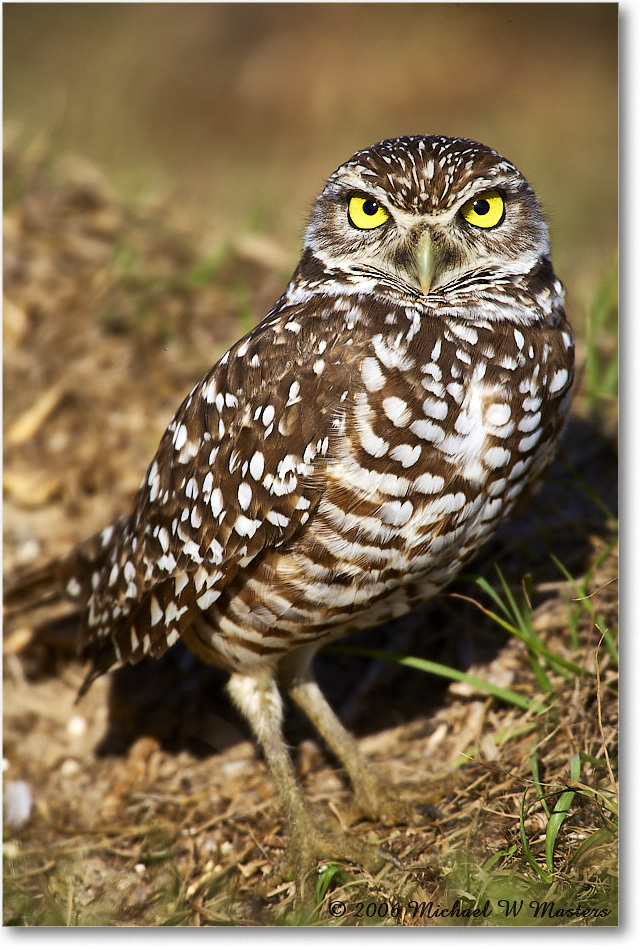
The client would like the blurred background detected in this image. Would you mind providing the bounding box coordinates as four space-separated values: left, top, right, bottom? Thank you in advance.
4 2 617 310
2 7 620 924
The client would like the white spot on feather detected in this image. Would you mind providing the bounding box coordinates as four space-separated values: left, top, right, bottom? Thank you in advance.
414 472 444 494
250 451 265 480
378 500 414 526
383 396 411 427
266 510 290 528
549 368 569 394
234 515 262 538
197 589 222 611
487 403 512 427
518 430 542 453
210 488 224 518
518 411 541 433
194 565 209 591
173 424 187 451
238 482 253 510
66 577 82 598
175 572 189 596
422 397 448 420
150 597 163 626
204 378 217 403
389 443 421 468
410 419 445 443
484 446 511 469
361 356 385 392
100 525 114 547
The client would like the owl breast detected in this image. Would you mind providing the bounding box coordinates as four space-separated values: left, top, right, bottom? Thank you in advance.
185 298 573 672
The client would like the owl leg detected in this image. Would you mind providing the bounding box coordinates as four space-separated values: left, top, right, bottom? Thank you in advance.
279 649 435 827
227 670 392 902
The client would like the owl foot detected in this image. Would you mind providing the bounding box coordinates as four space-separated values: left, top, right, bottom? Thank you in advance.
284 673 440 828
259 804 402 908
350 768 441 827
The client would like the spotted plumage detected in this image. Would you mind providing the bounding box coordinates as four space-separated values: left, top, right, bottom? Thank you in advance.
7 135 574 895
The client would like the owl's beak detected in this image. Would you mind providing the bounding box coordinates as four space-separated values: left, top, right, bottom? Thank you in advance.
415 231 436 294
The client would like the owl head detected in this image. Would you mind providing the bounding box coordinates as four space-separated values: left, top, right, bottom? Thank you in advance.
303 135 552 303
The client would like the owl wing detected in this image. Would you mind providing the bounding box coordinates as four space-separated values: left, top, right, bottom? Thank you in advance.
78 304 352 681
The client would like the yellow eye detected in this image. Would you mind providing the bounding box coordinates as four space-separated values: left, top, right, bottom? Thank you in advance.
461 190 505 229
348 194 390 230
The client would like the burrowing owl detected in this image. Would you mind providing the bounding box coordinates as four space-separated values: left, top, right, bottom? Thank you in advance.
7 135 574 896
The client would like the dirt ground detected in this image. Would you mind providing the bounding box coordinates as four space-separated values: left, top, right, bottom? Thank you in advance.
2 146 618 926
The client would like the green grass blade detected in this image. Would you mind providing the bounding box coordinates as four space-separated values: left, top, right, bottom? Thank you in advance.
523 652 553 693
519 790 552 883
315 863 346 904
481 844 517 872
568 826 616 869
464 587 585 680
495 567 539 643
530 748 551 819
492 568 573 685
474 576 515 622
544 752 581 873
523 643 583 679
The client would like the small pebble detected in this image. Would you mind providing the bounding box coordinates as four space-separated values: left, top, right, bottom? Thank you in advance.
17 539 41 562
67 715 87 737
221 760 247 778
4 780 33 830
3 840 20 860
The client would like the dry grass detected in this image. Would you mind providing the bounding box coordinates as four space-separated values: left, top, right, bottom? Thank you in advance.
3 144 617 926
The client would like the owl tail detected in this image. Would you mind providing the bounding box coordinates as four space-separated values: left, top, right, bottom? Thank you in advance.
3 517 129 692
4 551 81 614
4 517 127 614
